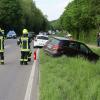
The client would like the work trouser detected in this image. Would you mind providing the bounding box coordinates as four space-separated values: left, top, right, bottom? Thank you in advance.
20 51 28 65
0 52 4 64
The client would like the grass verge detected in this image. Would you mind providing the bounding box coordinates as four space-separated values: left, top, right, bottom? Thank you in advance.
39 50 100 100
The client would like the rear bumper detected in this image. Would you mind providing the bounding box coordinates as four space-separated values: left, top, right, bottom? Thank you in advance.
34 42 44 47
44 48 62 56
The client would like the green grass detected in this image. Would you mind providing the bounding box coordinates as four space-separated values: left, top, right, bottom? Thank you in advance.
40 50 100 100
92 48 100 55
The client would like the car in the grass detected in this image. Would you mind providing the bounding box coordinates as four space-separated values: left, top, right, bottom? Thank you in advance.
43 36 100 61
33 35 49 48
7 30 16 39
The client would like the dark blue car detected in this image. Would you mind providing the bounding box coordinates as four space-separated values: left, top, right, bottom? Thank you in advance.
7 30 16 39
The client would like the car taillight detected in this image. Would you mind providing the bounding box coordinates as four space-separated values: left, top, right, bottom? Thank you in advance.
52 45 61 50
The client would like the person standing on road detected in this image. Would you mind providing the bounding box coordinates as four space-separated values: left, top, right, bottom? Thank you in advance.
19 29 30 65
97 32 100 47
0 28 5 65
66 33 73 40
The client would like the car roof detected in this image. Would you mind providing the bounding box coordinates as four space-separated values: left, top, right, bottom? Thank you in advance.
7 31 16 35
53 36 89 46
53 36 69 40
36 34 48 37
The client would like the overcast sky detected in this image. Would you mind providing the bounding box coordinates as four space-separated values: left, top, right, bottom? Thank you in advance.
34 0 71 21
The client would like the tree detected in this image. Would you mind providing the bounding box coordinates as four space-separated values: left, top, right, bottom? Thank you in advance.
0 0 49 35
0 0 22 34
52 0 100 40
19 0 49 33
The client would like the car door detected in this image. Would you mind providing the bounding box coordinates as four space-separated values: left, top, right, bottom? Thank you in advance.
63 41 79 56
78 43 90 58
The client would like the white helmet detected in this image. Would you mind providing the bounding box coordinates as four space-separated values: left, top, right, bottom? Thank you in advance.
67 34 72 37
23 29 28 34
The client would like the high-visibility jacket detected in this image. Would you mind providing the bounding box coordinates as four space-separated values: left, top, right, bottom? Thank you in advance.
0 36 4 52
20 37 29 51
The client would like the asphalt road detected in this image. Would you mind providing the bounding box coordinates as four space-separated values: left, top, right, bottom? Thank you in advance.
0 39 39 100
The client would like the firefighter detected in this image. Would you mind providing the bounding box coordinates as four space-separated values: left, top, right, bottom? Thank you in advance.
0 28 4 65
19 29 30 65
66 34 73 40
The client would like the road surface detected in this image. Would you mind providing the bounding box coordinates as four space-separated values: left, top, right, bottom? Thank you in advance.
0 39 39 100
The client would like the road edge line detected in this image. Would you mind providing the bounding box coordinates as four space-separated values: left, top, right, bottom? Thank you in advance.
24 49 39 100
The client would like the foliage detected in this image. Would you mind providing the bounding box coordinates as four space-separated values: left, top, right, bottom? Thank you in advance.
51 0 100 40
0 0 49 35
0 0 22 34
50 20 61 30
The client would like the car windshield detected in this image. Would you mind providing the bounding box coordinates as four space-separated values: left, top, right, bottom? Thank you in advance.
37 36 48 40
50 38 60 45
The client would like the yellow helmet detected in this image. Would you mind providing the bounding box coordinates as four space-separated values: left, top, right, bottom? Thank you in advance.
23 29 28 34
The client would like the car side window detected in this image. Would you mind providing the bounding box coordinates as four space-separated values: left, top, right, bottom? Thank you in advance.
37 36 48 40
80 44 89 54
68 42 78 50
51 39 60 45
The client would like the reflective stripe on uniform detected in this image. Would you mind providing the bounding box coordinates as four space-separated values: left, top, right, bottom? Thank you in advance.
20 59 23 61
30 50 32 54
20 37 29 51
0 60 4 63
24 59 28 61
0 36 4 51
21 49 29 52
0 50 4 52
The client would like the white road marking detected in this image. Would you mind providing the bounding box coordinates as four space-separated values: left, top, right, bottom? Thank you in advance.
24 49 39 100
